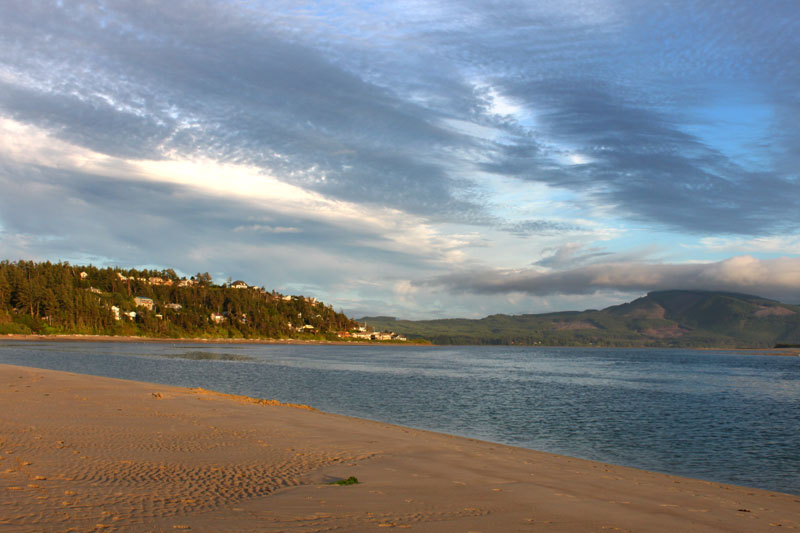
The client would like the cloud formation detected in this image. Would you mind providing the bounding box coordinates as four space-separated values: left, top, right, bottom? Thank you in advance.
425 256 800 303
1 1 799 317
3 1 799 232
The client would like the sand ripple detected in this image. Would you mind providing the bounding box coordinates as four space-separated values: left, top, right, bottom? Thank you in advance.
0 367 354 531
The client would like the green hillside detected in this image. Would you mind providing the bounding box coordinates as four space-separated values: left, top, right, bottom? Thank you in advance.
361 290 800 348
0 260 359 340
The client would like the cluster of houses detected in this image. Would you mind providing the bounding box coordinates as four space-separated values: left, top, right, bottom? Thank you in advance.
116 295 409 341
80 271 201 287
116 273 200 287
110 306 131 321
80 272 409 341
110 296 156 321
127 294 319 332
81 271 328 304
346 330 407 341
338 323 407 341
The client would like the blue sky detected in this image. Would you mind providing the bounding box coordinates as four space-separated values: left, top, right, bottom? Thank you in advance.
1 0 799 318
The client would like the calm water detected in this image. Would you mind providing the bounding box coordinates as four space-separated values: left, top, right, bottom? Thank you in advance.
1 341 798 495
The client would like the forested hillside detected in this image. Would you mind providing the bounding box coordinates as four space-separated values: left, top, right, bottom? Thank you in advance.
0 260 359 339
362 291 800 348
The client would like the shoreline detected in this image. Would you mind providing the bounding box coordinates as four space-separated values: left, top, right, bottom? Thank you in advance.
1 363 797 531
0 333 418 347
3 333 799 355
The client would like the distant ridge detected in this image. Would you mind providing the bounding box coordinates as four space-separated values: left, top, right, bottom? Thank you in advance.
360 290 800 348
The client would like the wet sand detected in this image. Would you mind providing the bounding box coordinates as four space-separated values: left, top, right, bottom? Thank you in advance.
1 364 797 532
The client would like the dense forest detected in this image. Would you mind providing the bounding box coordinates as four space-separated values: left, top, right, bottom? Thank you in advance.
0 260 360 340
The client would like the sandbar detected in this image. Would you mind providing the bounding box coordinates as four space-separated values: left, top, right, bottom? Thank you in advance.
1 363 797 532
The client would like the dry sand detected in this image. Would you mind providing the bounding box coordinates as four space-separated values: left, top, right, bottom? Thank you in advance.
1 364 797 532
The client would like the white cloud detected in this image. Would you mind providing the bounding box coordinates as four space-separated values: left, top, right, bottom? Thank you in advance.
439 117 503 141
485 86 525 118
699 235 800 254
0 116 470 268
567 152 591 165
425 255 800 303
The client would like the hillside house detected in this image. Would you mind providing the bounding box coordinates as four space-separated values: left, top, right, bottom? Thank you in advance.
133 297 154 310
165 303 182 311
210 312 225 324
344 330 407 341
231 280 248 289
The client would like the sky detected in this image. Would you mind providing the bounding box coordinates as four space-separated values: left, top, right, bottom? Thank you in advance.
1 0 799 319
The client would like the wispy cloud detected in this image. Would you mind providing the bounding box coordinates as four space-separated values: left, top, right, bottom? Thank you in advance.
233 225 302 234
1 0 799 316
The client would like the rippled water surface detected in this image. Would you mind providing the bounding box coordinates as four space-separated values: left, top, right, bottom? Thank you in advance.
1 341 798 494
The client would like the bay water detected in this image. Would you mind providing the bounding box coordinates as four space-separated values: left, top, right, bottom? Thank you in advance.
1 341 798 495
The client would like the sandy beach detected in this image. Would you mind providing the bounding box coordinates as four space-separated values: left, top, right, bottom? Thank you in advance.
1 364 797 532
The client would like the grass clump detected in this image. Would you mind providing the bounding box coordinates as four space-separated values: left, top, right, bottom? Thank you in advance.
330 476 359 486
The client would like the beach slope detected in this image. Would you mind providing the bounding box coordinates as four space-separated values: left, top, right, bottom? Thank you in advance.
1 364 797 531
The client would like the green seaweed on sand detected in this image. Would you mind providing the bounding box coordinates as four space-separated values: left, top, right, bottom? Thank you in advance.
329 476 359 486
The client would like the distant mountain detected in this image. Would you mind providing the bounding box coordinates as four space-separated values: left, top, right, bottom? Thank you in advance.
360 290 800 348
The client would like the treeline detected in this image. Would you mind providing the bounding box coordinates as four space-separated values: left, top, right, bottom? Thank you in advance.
0 260 359 339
